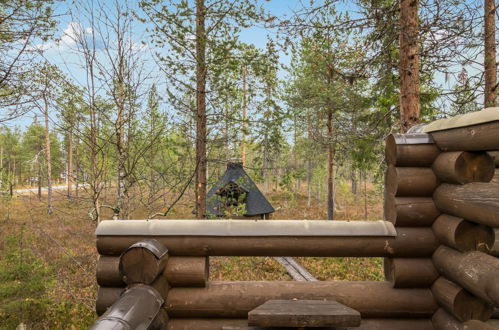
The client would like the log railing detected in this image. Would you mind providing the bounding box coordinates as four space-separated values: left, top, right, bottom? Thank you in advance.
91 108 499 330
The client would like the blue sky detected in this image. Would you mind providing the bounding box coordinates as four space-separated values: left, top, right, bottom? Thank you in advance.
6 0 486 129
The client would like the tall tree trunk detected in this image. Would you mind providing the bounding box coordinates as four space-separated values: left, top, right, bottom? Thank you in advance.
399 0 420 133
327 109 335 220
242 66 247 167
0 146 3 189
38 161 42 200
67 131 73 199
484 0 497 107
307 158 312 207
43 95 53 214
195 0 207 219
74 137 79 199
364 171 368 219
351 168 358 198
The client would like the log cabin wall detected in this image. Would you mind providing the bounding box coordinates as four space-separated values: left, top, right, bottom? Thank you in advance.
91 108 499 330
406 107 499 330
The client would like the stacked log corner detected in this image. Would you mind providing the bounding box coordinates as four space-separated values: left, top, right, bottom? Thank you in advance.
425 126 499 329
383 133 440 289
95 239 209 330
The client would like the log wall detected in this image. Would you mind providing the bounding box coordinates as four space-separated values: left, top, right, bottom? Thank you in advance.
91 110 499 330
383 133 440 290
421 111 499 329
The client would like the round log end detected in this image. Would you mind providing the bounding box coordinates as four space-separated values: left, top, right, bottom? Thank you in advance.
120 248 161 285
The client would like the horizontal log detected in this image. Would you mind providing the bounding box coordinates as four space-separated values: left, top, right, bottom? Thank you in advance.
96 256 123 286
385 133 440 167
165 257 208 287
489 151 499 167
432 214 494 252
432 152 495 184
96 286 124 316
385 167 439 197
169 318 434 330
165 281 437 318
97 256 208 287
432 308 465 330
384 196 440 226
383 258 438 288
433 183 499 228
91 286 164 330
431 277 493 321
96 273 169 316
96 227 438 258
432 245 499 307
429 121 499 151
119 239 168 285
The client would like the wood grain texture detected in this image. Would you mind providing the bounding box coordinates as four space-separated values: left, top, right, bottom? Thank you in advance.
165 281 437 318
384 196 440 226
432 152 495 184
433 183 499 228
247 300 361 327
384 258 438 288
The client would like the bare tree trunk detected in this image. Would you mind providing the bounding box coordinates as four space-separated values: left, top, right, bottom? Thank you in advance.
307 158 312 207
43 94 53 214
484 0 497 107
74 136 79 199
364 171 368 219
242 65 247 167
327 109 335 220
351 168 358 199
67 130 73 199
195 0 207 219
399 0 420 133
38 162 42 200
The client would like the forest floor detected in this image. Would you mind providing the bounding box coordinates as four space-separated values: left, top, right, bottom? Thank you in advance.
0 180 384 329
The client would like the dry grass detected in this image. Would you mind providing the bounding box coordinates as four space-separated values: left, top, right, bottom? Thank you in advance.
0 180 384 328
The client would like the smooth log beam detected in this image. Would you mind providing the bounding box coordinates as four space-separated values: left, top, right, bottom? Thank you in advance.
433 183 499 228
96 287 124 316
165 257 208 287
431 277 493 322
385 133 440 167
96 228 438 258
432 152 495 184
385 167 439 197
432 214 494 252
384 258 438 288
96 256 123 287
97 256 209 287
96 274 169 316
384 196 440 226
429 121 499 151
433 245 499 307
119 239 168 285
91 286 166 330
169 318 434 330
165 281 437 318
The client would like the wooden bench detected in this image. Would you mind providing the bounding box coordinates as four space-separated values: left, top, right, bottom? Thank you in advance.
244 299 361 329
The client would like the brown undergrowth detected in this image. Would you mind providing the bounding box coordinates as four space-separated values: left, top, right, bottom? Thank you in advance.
0 180 383 329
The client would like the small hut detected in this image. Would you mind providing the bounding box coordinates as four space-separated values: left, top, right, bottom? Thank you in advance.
206 161 274 219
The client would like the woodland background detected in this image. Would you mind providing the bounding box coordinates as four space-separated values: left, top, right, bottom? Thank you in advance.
0 0 497 328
